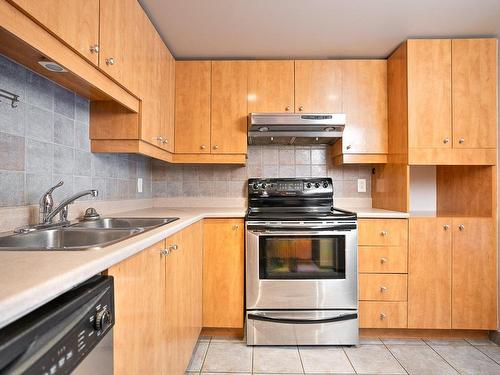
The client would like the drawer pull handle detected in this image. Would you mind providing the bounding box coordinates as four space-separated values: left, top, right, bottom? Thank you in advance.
380 286 388 293
458 224 465 231
169 244 179 251
160 248 170 256
380 231 388 236
232 224 239 230
380 257 387 264
443 224 449 231
380 313 386 320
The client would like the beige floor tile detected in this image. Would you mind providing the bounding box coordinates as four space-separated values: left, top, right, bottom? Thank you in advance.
476 345 500 365
201 373 251 375
209 335 245 343
198 335 211 342
187 341 209 372
424 338 470 346
202 342 253 373
359 337 383 344
344 345 406 374
433 345 500 375
388 344 458 375
466 338 499 346
381 338 426 346
298 346 355 373
253 346 303 373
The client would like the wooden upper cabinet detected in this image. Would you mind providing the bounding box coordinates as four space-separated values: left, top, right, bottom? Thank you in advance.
408 218 452 329
203 219 245 329
248 60 294 113
175 61 211 154
99 0 144 95
452 217 497 329
452 39 497 149
342 60 388 154
160 48 176 153
211 61 248 154
294 60 342 113
407 39 452 149
11 0 100 66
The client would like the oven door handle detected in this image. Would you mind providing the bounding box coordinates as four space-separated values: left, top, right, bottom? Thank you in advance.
247 312 358 325
247 230 352 236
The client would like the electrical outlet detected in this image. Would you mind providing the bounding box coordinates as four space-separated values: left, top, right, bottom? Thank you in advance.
357 178 366 193
137 178 143 193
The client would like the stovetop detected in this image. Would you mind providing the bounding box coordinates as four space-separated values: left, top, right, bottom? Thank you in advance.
246 178 356 221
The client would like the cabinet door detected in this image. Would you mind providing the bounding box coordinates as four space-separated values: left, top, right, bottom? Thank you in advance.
407 40 452 149
408 218 452 329
342 60 388 154
11 0 99 65
107 241 164 375
294 60 342 113
452 39 497 149
452 218 496 329
203 219 245 328
99 0 143 95
175 61 211 153
211 61 248 154
160 47 176 152
248 60 294 113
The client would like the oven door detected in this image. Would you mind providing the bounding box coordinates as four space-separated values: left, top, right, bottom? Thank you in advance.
246 222 357 310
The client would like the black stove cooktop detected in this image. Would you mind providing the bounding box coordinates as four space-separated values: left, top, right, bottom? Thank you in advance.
246 178 356 221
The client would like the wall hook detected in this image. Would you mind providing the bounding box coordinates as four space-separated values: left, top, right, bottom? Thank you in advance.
0 89 20 108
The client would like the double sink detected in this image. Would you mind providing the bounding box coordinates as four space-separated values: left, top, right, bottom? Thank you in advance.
0 217 179 251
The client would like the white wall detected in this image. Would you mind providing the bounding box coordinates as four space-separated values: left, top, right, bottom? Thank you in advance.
409 166 437 214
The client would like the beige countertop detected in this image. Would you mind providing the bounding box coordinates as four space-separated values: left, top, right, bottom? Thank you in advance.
0 206 245 329
341 207 410 219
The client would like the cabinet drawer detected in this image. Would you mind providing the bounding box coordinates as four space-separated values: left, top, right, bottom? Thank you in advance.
359 246 407 273
359 274 407 301
358 219 408 247
359 302 407 328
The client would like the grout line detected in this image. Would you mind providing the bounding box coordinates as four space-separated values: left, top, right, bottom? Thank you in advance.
342 345 358 375
198 336 212 374
382 340 409 375
296 345 306 374
474 345 500 366
251 343 254 374
423 340 462 374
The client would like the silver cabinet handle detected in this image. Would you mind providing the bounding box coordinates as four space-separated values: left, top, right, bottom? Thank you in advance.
380 257 387 264
443 224 449 231
213 145 219 150
298 106 304 111
160 248 170 256
380 286 388 293
200 145 206 150
232 224 239 231
443 138 449 144
380 230 388 236
285 105 291 111
346 145 352 150
380 313 386 320
105 57 114 66
156 136 164 142
459 138 465 144
89 44 100 53
162 138 168 144
169 244 179 251
458 224 465 231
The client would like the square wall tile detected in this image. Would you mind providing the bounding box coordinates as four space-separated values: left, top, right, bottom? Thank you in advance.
0 171 25 206
25 104 53 142
26 139 53 173
53 85 75 119
53 113 74 147
0 132 25 171
0 100 25 136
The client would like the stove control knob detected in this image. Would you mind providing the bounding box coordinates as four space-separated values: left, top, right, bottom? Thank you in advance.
94 308 111 331
306 182 312 188
314 182 320 188
323 181 329 188
261 183 267 189
252 183 259 190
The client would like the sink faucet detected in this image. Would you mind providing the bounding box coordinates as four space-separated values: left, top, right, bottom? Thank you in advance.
39 180 64 224
43 189 99 224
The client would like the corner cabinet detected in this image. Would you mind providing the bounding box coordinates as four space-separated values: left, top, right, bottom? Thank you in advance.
388 38 497 165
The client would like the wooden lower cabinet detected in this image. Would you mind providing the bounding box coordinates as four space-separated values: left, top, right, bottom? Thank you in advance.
359 274 407 301
106 241 165 375
358 219 408 247
359 302 408 328
108 222 203 375
203 219 245 328
408 217 452 329
358 246 407 273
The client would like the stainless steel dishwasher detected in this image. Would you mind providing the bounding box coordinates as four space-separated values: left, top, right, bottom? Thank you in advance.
0 275 114 374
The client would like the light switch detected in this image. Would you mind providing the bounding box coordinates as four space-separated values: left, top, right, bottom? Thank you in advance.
137 178 143 193
357 178 366 193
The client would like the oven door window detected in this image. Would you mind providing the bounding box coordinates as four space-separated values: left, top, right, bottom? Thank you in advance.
259 235 346 279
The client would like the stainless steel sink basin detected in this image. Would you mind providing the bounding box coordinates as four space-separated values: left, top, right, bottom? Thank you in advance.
0 228 143 251
71 217 178 229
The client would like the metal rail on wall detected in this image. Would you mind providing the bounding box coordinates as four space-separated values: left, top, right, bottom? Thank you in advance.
0 88 20 108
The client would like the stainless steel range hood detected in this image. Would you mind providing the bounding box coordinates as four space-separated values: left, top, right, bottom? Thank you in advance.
248 113 346 145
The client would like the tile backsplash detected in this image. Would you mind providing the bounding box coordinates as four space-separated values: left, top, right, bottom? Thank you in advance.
0 54 152 207
152 145 372 199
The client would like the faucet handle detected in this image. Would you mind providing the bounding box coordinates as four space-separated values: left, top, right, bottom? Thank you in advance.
41 181 64 202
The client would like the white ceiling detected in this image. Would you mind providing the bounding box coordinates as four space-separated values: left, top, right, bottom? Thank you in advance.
139 0 500 59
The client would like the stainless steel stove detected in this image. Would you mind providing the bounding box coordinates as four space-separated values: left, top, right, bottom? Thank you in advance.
245 178 358 346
